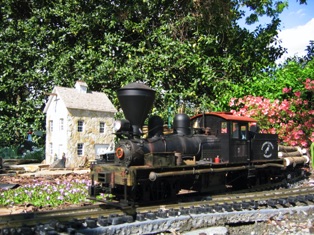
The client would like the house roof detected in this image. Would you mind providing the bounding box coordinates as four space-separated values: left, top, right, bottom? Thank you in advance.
44 85 117 113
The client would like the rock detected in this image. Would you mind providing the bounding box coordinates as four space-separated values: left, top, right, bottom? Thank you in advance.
183 226 228 235
49 159 66 168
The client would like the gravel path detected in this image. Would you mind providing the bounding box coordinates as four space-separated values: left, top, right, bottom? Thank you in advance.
227 207 314 235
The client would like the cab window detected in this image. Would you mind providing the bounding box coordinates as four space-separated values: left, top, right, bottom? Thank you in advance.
232 122 239 138
240 125 247 140
232 122 247 140
221 122 228 134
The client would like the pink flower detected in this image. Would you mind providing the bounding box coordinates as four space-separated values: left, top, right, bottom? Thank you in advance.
304 78 314 91
294 91 301 98
269 128 276 134
229 98 237 107
282 87 292 93
300 140 308 147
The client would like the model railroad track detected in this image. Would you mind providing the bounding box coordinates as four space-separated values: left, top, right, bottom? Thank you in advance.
1 186 314 234
135 186 314 216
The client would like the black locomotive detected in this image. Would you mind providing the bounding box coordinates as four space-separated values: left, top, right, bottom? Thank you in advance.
89 82 309 204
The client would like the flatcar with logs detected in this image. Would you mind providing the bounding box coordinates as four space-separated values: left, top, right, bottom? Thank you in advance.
89 82 309 205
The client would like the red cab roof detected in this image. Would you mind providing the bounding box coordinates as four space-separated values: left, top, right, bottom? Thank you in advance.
191 112 257 122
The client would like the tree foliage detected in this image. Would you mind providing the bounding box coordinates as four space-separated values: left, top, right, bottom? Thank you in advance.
0 0 307 147
225 47 314 105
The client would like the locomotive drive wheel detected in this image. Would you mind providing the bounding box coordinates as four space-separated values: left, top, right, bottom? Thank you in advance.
226 171 249 190
151 180 172 201
131 179 179 203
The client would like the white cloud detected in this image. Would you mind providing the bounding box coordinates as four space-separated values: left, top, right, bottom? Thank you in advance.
277 18 314 63
295 9 306 17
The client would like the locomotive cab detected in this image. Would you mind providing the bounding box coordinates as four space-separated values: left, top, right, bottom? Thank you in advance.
191 112 259 164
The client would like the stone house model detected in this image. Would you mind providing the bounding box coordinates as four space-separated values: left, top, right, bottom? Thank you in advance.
43 80 117 168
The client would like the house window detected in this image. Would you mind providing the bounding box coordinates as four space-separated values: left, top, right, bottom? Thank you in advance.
49 120 53 132
99 122 105 133
59 118 64 131
77 143 84 156
49 143 53 155
78 120 84 132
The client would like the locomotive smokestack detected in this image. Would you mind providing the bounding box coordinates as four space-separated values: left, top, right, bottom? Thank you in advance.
117 82 155 136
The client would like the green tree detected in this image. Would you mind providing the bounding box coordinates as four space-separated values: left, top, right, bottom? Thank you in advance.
225 54 314 107
0 0 307 147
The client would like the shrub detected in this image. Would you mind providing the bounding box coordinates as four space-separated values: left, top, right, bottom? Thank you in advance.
230 78 314 147
0 144 44 161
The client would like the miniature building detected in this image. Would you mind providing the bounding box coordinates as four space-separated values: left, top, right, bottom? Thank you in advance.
43 80 117 168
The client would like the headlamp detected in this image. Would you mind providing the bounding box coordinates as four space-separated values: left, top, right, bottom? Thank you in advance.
113 119 131 132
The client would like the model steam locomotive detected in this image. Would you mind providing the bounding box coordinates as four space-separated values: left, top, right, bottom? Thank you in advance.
89 82 309 204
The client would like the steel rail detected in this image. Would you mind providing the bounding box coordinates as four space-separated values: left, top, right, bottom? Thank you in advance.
1 185 314 231
0 204 122 229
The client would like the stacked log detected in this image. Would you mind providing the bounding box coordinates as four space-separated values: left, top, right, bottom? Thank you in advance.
278 145 310 167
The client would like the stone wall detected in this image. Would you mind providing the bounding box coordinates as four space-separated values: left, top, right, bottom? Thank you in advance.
65 109 115 168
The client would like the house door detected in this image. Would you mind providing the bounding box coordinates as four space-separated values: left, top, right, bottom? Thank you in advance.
58 144 64 159
94 144 110 159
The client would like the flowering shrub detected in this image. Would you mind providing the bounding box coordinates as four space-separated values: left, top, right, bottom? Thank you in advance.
0 178 92 207
230 78 314 147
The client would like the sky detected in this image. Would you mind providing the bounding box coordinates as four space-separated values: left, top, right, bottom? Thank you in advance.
277 0 314 63
239 0 314 64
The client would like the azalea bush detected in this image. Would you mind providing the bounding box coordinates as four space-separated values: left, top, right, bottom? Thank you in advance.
0 178 92 207
230 78 314 147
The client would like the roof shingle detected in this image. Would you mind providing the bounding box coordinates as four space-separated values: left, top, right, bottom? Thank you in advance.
44 86 117 113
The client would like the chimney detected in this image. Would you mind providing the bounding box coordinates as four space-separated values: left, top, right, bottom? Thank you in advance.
75 80 88 93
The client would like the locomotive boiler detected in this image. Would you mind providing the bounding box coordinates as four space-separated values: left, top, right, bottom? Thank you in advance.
89 82 309 204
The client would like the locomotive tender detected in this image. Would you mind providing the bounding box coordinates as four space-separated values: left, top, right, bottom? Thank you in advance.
89 82 309 204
